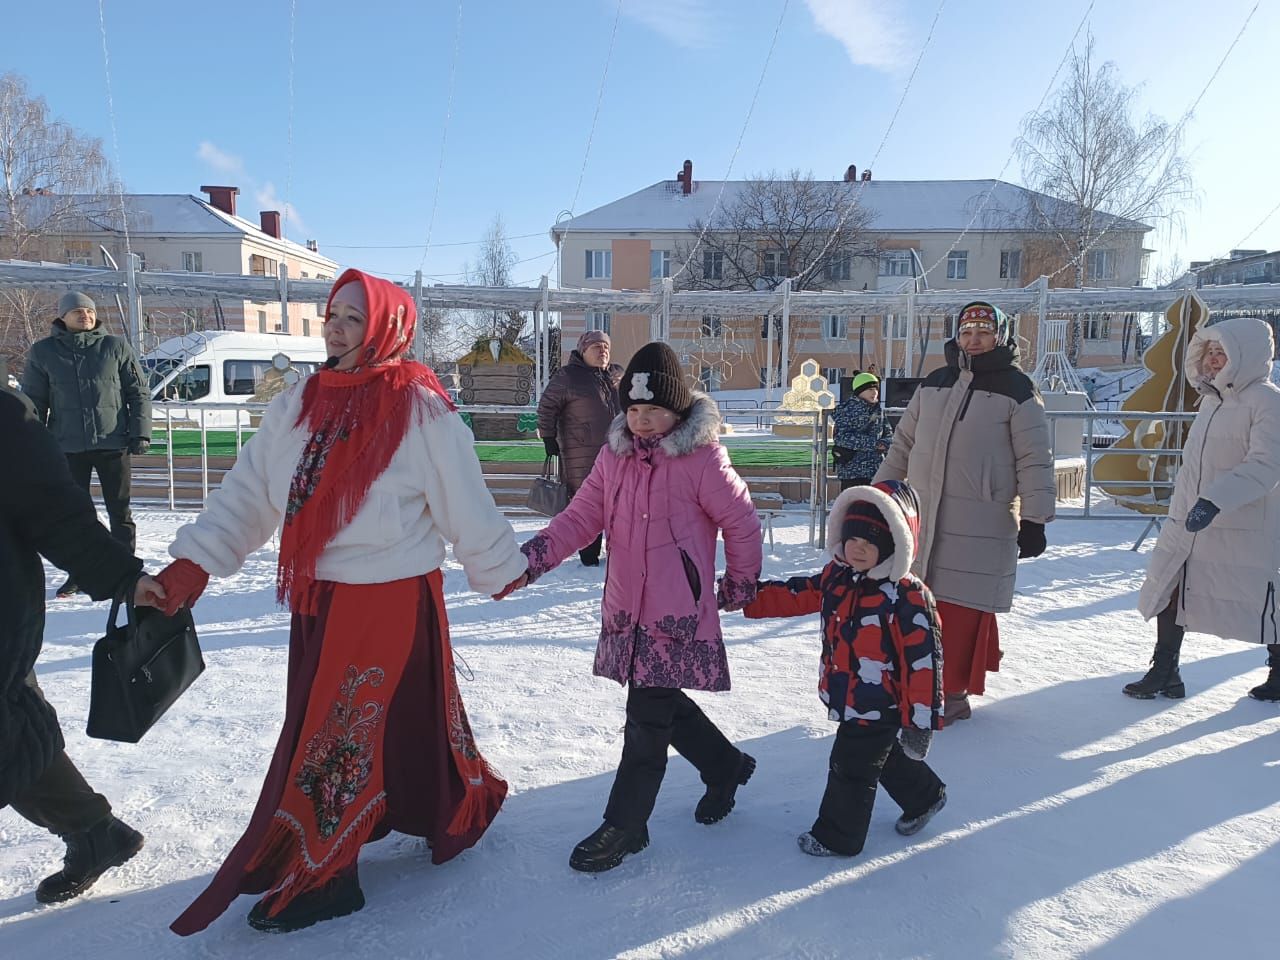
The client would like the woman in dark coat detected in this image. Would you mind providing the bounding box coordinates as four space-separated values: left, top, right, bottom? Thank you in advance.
1 387 161 904
535 330 622 564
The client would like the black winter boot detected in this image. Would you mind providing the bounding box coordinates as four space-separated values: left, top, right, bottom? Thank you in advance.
35 816 144 904
247 874 365 933
569 822 650 873
694 752 756 825
1123 607 1185 700
1248 645 1280 702
54 577 80 599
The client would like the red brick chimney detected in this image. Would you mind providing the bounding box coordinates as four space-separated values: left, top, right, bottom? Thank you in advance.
844 164 857 182
676 159 693 195
260 210 282 239
201 185 239 216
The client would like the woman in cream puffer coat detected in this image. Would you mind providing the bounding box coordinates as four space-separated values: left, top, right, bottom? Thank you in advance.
1127 315 1280 702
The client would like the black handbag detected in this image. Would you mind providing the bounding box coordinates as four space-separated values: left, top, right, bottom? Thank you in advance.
87 594 204 744
831 445 856 467
526 456 570 517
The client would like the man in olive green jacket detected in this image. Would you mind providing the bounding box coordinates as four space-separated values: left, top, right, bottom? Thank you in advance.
21 292 151 596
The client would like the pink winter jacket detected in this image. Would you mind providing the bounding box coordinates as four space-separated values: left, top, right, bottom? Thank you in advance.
522 394 762 691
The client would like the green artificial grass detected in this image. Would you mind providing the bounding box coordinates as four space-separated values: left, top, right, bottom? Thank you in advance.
151 431 819 466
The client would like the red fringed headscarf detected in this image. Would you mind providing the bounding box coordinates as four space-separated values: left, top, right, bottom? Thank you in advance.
277 268 455 610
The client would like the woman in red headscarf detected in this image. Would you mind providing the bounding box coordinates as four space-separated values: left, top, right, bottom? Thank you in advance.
141 269 527 935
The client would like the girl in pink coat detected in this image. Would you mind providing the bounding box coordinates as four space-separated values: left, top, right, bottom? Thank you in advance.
516 341 761 872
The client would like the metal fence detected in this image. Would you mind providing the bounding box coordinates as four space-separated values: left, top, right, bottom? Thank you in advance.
136 401 1198 551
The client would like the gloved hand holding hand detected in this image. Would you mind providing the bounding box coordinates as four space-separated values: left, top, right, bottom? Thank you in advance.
133 574 167 608
900 727 933 761
1184 498 1220 533
492 572 528 601
542 436 560 458
716 574 759 612
153 558 210 616
1017 519 1047 559
128 437 151 456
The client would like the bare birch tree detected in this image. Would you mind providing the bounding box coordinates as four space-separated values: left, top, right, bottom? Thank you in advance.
0 73 118 362
1014 35 1193 364
462 214 525 345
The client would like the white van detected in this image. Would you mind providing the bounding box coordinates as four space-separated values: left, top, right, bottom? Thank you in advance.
146 331 328 426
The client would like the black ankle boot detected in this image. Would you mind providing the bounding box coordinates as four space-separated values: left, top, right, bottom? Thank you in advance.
1249 644 1280 702
1124 609 1185 700
695 752 756 825
247 874 365 933
569 822 649 873
35 816 144 904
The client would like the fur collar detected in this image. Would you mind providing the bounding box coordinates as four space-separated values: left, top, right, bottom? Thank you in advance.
606 392 721 458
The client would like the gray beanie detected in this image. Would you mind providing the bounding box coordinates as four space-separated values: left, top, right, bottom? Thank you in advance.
58 291 96 318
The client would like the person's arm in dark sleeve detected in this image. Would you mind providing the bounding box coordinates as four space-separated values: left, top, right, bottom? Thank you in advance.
1 392 141 600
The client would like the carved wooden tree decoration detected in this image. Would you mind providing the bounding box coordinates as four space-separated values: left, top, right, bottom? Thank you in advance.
1094 293 1207 515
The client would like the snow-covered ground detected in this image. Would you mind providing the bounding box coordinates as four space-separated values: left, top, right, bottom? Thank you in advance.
3 510 1279 959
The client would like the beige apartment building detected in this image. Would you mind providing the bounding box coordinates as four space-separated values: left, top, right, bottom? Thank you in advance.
551 167 1152 389
3 186 337 354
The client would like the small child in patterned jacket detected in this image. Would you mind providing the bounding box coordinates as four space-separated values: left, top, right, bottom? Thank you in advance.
742 479 947 856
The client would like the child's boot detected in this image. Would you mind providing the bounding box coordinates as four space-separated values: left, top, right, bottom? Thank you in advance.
569 822 649 872
1248 644 1280 701
695 751 756 824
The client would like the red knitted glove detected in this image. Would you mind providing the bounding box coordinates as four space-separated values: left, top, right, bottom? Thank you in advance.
154 559 209 616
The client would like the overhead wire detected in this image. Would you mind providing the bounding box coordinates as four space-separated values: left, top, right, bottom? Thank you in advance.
417 0 464 274
918 0 1096 284
1047 0 1261 285
670 0 790 285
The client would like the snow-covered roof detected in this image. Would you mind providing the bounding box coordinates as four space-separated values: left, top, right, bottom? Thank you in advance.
1 193 334 262
551 178 1151 237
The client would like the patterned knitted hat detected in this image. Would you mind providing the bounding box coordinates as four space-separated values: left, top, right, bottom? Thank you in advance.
841 500 895 561
619 341 693 415
956 301 1011 345
577 329 610 351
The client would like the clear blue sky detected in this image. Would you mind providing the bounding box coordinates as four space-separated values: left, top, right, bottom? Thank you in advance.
1 0 1274 286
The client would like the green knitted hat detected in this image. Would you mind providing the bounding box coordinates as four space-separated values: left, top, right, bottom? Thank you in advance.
850 372 879 398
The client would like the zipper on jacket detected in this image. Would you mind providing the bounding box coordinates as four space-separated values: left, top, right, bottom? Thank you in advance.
1263 581 1276 645
957 382 977 422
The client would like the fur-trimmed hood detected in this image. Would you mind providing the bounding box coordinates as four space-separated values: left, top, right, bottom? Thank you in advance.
606 391 722 457
1186 315 1275 397
825 480 922 582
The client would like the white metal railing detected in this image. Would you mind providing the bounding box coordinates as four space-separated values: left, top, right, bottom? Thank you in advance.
140 401 1200 553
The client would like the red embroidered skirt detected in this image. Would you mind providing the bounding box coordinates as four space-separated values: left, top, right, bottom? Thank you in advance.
171 571 505 935
935 600 1001 697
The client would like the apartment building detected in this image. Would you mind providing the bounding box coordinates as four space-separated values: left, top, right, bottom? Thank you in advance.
2 185 337 354
550 164 1152 388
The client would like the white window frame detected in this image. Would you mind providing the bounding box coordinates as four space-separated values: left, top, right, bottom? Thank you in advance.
825 251 852 282
700 314 724 339
698 365 721 391
650 249 671 279
1088 249 1116 281
879 251 913 277
823 366 846 385
586 310 611 334
947 250 968 280
825 314 848 339
883 315 908 339
585 249 612 280
703 251 724 281
182 251 203 273
257 310 268 333
999 249 1021 280
762 250 789 278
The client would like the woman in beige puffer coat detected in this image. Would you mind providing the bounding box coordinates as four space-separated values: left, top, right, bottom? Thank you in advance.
1126 315 1280 702
875 301 1055 721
